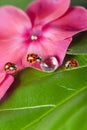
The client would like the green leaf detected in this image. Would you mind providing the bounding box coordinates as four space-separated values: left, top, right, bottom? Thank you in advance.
63 54 87 68
26 88 87 130
0 66 87 130
0 0 32 9
67 32 87 55
71 0 87 8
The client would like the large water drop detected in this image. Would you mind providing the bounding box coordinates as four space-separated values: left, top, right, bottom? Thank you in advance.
40 56 59 72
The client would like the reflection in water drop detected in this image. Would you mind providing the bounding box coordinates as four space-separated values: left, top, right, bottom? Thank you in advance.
40 56 59 72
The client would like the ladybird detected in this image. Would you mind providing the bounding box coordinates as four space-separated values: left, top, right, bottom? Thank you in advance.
4 62 17 72
65 59 78 69
27 53 42 64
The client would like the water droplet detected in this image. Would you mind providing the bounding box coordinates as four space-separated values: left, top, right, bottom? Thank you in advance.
40 56 59 72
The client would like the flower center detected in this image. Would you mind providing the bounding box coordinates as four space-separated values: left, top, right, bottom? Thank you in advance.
30 25 42 41
31 35 38 41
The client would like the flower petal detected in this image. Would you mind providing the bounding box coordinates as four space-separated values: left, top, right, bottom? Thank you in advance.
0 73 14 100
43 6 87 41
0 5 31 40
0 73 6 83
26 0 70 25
0 39 27 72
22 37 72 71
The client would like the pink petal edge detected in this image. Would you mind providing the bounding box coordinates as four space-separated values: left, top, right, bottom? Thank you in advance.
26 0 70 25
43 6 87 41
0 73 14 100
0 5 31 40
0 73 6 83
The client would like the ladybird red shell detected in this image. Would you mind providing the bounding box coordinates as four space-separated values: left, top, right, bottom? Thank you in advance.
4 62 17 72
65 59 78 69
27 54 38 64
27 54 42 64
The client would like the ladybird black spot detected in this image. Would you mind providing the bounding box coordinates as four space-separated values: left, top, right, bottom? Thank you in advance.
29 60 33 63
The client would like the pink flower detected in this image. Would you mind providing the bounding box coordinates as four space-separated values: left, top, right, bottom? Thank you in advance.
0 0 87 99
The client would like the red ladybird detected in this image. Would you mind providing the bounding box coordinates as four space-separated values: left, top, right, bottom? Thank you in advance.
65 59 78 69
27 53 42 64
4 62 17 72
